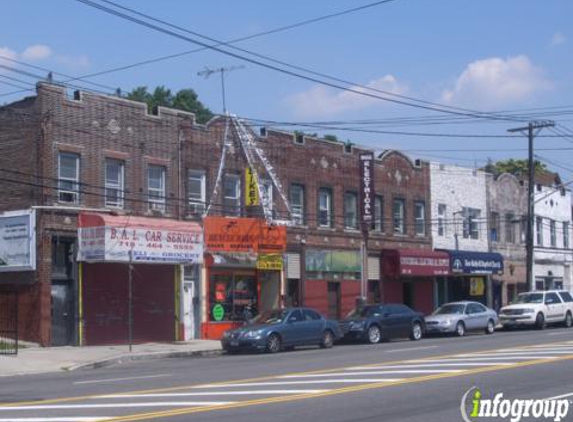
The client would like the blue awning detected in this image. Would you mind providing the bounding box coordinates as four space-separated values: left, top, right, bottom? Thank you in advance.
443 250 504 275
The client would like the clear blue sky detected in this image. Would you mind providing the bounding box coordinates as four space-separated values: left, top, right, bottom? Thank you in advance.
1 0 572 175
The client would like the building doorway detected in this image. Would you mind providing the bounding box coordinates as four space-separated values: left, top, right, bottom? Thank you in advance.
327 282 341 320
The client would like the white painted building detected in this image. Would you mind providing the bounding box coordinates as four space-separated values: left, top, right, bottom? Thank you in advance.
532 178 573 292
430 163 489 252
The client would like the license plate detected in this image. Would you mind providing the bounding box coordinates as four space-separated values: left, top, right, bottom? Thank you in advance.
230 340 239 347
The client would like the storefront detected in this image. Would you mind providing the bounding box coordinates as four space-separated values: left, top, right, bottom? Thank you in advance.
437 250 504 308
381 249 449 314
77 213 203 345
304 249 362 320
202 217 286 340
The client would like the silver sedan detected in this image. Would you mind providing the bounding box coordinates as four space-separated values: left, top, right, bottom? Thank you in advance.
425 301 498 336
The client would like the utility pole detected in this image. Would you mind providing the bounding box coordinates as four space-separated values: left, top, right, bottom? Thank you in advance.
508 120 555 292
128 249 133 353
197 65 245 113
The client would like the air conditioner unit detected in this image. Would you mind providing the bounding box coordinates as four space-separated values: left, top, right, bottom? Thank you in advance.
59 191 78 204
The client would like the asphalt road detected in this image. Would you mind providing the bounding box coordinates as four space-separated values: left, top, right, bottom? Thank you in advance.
1 326 573 422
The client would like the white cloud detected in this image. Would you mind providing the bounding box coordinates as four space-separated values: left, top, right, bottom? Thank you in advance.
21 44 52 61
287 75 408 118
55 54 90 69
551 32 566 46
441 55 551 108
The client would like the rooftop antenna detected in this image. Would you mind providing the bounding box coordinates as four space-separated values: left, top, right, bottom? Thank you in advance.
197 65 245 114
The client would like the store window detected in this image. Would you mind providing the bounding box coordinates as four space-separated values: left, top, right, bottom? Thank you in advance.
209 273 257 322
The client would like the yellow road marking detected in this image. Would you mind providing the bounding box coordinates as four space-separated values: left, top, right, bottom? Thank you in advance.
103 355 573 422
1 340 571 410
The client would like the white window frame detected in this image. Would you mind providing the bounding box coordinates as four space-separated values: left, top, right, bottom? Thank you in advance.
372 195 383 232
393 198 405 235
318 188 333 228
437 203 446 237
260 178 273 214
344 191 358 230
105 159 124 209
188 169 206 215
223 173 241 216
550 219 557 247
564 222 570 250
290 184 305 225
148 165 166 212
536 216 543 246
414 201 426 236
462 207 480 240
58 152 80 204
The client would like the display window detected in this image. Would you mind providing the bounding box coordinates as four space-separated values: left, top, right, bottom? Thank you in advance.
209 272 258 322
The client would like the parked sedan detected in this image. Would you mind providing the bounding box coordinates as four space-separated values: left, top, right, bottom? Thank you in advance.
221 307 342 353
425 301 498 336
340 303 425 344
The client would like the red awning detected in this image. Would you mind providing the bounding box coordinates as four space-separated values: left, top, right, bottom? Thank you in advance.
381 249 450 278
78 213 198 231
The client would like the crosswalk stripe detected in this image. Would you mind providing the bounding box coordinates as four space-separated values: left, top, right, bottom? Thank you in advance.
278 370 463 378
197 379 403 388
409 356 556 363
96 390 329 398
0 419 110 422
459 351 573 357
349 363 514 370
0 402 235 411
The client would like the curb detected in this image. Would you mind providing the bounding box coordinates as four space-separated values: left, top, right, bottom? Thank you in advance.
64 348 223 371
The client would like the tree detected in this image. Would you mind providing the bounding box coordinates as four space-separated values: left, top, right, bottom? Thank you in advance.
126 86 213 124
483 158 548 176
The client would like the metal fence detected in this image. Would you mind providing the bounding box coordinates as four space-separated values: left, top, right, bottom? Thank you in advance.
0 291 18 355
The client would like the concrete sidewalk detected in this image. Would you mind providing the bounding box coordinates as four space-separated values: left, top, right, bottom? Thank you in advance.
0 340 222 377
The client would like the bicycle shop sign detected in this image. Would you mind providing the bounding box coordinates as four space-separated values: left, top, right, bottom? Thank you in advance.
77 213 203 264
204 217 286 253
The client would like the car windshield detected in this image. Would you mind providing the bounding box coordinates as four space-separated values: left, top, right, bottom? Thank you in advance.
433 304 465 315
346 306 378 318
514 293 544 304
252 310 289 324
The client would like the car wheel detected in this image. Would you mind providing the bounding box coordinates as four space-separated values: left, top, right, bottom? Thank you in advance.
485 319 495 335
410 322 423 341
367 325 381 344
266 333 282 353
565 312 573 328
535 313 546 330
455 321 466 337
320 330 334 349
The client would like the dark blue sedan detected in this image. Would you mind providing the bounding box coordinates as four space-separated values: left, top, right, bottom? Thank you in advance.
221 307 342 353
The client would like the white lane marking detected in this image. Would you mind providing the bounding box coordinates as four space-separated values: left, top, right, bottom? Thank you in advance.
74 374 172 385
495 347 573 352
386 346 439 353
0 419 109 422
97 390 329 398
458 351 573 357
197 379 403 388
0 402 235 410
349 363 514 370
408 356 556 363
545 391 573 400
523 344 573 348
546 332 570 336
278 370 463 378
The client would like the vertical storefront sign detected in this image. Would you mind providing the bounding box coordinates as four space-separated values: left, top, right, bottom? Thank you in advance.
359 153 374 228
0 210 36 272
245 167 260 206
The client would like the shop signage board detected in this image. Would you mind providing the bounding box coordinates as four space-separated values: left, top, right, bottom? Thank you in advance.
448 250 504 275
78 213 203 264
359 152 375 227
245 167 260 206
204 217 286 253
257 253 283 270
0 210 36 272
212 304 225 321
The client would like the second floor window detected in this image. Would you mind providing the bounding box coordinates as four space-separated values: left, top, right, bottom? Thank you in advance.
490 211 499 242
372 195 383 232
344 192 358 230
438 204 447 237
318 188 333 228
536 216 543 246
188 170 206 214
462 207 480 240
105 159 124 209
290 184 305 225
260 179 273 215
550 219 557 247
148 165 166 212
564 222 570 249
223 174 241 216
393 198 405 235
505 213 515 244
414 201 426 236
58 152 80 204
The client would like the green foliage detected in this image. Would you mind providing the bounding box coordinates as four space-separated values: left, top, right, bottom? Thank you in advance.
126 86 214 124
483 158 548 176
324 134 339 142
